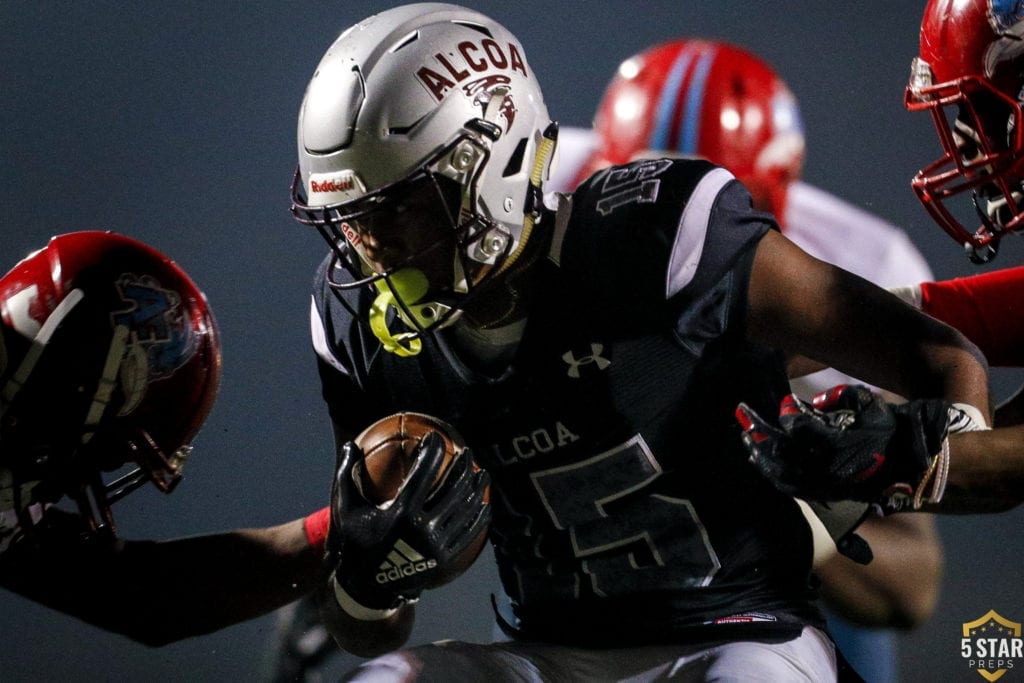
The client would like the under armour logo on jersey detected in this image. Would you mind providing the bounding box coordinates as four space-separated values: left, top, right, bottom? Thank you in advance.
562 344 611 378
375 538 437 585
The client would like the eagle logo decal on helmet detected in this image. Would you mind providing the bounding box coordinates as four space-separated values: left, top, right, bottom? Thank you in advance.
463 75 516 130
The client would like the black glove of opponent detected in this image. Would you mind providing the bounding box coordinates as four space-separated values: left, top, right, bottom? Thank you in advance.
736 384 950 511
326 431 491 615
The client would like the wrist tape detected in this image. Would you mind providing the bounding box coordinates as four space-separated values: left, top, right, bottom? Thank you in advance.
331 575 402 621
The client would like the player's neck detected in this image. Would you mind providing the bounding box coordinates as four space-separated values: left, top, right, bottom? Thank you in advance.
447 316 527 373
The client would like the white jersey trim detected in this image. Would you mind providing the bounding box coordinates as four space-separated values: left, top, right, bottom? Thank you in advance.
546 192 572 266
310 296 350 376
667 167 735 299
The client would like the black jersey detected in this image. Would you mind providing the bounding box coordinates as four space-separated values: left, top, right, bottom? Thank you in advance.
311 158 822 646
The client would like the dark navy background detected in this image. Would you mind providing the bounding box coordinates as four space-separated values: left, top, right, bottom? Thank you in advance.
2 2 1022 680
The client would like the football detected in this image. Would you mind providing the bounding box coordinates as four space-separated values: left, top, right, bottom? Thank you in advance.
352 411 490 587
354 412 465 503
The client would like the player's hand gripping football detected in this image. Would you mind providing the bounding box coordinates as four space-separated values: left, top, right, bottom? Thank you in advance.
735 385 951 511
326 432 491 615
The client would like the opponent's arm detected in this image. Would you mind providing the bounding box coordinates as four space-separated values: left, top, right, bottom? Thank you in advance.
937 425 1024 511
913 265 1024 367
0 510 324 646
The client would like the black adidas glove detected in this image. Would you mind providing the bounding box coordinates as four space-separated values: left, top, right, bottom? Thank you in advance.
326 432 491 614
736 384 950 509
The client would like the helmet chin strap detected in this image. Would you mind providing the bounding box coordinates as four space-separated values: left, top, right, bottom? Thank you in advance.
369 268 454 357
495 122 559 277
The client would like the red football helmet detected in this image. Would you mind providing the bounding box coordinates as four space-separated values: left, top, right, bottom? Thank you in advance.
0 231 221 537
906 0 1024 262
582 39 805 223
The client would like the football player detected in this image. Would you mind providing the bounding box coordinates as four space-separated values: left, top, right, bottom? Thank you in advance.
0 231 322 643
552 39 939 683
894 0 1024 367
889 3 1024 456
905 0 1024 264
287 4 1013 680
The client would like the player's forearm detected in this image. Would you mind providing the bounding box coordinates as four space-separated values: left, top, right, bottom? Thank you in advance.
129 519 327 643
748 234 989 413
914 336 991 416
850 279 991 412
935 427 1024 511
861 294 991 415
0 518 325 646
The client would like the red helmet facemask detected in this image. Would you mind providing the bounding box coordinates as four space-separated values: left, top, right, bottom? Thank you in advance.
0 231 221 538
906 0 1024 262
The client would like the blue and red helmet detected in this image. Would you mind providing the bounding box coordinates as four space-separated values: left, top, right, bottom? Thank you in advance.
0 231 221 537
581 39 805 224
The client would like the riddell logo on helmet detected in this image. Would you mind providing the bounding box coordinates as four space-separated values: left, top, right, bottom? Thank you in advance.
340 222 360 246
307 171 365 206
416 38 528 101
311 177 355 194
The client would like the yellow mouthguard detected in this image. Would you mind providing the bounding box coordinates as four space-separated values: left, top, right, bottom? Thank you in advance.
368 268 430 357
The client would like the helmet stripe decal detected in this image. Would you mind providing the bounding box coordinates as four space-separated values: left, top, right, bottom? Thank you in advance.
1 288 84 413
650 47 696 152
679 46 718 155
81 324 130 438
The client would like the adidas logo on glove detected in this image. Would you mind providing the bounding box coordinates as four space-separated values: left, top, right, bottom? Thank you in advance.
375 539 437 584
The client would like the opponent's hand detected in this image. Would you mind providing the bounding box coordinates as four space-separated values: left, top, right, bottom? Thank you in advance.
736 385 950 509
803 499 876 565
325 431 491 614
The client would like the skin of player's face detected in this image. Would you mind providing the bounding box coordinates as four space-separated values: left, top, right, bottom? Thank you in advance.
346 182 458 292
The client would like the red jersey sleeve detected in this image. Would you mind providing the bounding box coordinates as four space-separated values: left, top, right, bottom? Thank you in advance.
919 265 1024 367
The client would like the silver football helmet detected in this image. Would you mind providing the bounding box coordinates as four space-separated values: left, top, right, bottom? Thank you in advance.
291 3 555 356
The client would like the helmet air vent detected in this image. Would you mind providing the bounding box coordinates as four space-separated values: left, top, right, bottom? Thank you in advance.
451 20 492 38
387 112 429 137
389 30 419 53
502 138 528 177
302 63 365 153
